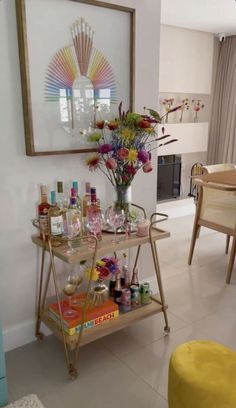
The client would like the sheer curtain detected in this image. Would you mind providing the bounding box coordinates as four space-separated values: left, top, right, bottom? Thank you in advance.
207 36 236 164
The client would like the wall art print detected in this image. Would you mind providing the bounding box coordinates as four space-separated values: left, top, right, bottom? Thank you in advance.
15 0 135 156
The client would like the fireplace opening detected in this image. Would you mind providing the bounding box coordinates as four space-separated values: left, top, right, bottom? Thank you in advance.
157 155 181 201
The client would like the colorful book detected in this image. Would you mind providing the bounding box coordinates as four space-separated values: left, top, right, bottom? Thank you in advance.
48 294 119 334
48 309 119 335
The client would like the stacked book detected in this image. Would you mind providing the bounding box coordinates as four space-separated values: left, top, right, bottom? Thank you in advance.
48 294 119 335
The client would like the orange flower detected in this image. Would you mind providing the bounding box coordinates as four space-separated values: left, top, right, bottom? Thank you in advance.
86 154 100 171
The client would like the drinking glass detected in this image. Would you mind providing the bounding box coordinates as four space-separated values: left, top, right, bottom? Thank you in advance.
63 273 83 318
86 215 103 248
106 207 125 243
63 211 81 254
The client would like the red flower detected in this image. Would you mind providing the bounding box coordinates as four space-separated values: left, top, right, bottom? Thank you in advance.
107 121 119 130
96 121 105 129
137 119 151 129
98 267 110 280
127 165 136 175
117 147 129 159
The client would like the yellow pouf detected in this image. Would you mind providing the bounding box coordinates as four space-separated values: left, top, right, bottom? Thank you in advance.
168 340 236 408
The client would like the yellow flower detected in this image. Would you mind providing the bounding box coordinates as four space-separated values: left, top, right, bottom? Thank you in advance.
121 128 135 140
85 267 99 281
128 149 138 162
96 260 106 267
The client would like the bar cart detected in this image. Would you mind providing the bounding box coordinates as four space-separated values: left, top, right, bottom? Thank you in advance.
31 212 170 378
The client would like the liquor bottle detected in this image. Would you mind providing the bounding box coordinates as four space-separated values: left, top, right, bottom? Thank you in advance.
48 191 63 236
72 181 82 212
109 273 116 297
68 188 82 237
114 272 122 305
38 185 50 238
131 267 139 287
56 181 69 212
87 187 102 240
122 253 130 288
82 182 91 218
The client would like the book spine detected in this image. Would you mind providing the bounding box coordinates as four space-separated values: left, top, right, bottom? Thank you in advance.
48 310 119 335
49 303 118 328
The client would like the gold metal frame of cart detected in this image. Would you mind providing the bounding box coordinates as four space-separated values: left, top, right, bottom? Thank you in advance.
32 219 99 378
32 208 170 379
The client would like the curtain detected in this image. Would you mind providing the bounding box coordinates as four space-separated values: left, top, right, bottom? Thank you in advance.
207 36 236 164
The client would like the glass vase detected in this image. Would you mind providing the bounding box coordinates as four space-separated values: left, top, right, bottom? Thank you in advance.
113 185 132 218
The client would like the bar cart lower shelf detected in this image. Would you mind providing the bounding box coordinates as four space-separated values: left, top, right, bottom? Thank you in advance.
41 295 167 350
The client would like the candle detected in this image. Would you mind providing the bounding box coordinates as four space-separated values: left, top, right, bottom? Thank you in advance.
136 221 149 237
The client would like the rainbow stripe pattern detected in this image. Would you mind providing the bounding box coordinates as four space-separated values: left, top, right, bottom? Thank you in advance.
45 18 117 103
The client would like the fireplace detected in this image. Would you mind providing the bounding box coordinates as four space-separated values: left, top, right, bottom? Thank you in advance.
157 155 181 201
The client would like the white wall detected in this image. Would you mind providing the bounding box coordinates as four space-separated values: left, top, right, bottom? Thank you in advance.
0 0 161 351
159 25 214 94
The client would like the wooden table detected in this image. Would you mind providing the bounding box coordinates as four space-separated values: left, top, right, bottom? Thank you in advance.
194 169 236 186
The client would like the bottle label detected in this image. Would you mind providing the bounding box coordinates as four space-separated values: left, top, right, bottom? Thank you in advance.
39 214 49 234
50 215 63 235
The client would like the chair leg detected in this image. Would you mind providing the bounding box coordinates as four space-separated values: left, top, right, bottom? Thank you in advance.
226 235 236 284
225 235 230 254
196 226 201 239
188 224 200 265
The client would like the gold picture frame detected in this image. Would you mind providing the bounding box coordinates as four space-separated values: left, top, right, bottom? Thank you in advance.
15 0 135 156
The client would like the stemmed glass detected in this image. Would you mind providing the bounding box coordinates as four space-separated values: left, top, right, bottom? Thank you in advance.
86 214 103 248
62 272 83 317
106 207 125 243
63 211 81 254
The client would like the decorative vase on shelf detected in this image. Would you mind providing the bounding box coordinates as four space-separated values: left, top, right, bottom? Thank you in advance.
89 279 109 307
113 185 132 218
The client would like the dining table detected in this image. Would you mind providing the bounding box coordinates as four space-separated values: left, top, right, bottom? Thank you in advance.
194 169 236 186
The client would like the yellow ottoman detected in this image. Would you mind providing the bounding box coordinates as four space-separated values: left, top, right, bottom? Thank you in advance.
168 340 236 408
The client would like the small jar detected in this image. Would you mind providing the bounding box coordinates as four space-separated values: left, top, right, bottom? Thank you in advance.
136 219 150 237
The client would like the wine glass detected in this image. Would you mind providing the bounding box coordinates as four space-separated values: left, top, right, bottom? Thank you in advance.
86 214 103 248
63 277 78 318
107 207 125 243
63 211 81 254
63 273 83 318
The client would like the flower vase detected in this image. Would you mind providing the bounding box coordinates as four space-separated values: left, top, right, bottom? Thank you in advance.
114 185 132 218
89 279 109 307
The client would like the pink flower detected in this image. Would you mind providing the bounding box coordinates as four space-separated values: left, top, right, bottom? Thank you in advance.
138 150 149 163
98 144 113 154
117 147 129 160
143 161 153 173
105 158 117 170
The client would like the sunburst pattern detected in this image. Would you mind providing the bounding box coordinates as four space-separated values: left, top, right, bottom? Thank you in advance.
45 18 117 103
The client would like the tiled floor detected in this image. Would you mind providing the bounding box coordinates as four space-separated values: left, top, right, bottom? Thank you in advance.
5 212 236 408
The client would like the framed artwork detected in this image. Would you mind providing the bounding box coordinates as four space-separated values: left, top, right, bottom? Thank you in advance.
15 0 135 156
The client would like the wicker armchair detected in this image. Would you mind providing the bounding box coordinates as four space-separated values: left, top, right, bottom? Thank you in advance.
188 178 236 283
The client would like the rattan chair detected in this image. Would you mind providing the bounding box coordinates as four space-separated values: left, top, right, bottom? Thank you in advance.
201 163 236 253
188 178 236 283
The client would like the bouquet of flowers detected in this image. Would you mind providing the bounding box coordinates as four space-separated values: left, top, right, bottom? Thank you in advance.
85 257 119 282
86 102 181 188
